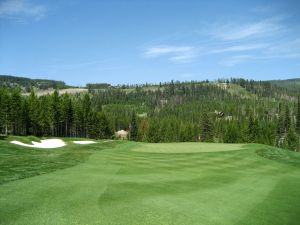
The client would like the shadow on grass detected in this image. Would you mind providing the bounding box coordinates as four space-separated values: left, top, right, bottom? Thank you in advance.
256 147 300 168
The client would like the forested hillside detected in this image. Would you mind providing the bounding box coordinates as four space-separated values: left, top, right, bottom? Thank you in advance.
0 78 299 151
268 78 300 92
0 75 67 91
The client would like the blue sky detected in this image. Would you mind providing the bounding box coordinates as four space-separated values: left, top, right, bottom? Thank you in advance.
0 0 300 86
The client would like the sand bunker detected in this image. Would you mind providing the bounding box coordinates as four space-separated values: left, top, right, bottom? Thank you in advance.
73 141 96 144
10 139 66 149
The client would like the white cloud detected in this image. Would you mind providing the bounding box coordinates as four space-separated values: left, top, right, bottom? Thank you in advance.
220 55 253 67
143 45 197 63
210 43 267 54
0 0 46 21
210 20 282 41
144 46 193 57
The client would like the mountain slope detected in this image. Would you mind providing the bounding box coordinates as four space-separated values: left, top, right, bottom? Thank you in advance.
0 75 67 90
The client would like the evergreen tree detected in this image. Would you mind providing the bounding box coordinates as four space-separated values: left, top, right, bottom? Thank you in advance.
61 94 73 137
130 112 138 141
39 96 51 136
50 90 61 136
284 105 291 133
147 119 160 143
82 93 92 137
224 123 239 143
276 104 285 147
88 111 100 139
28 89 40 135
297 95 300 135
285 128 299 151
201 112 213 142
247 113 258 142
21 98 30 135
10 88 23 135
0 88 10 135
98 112 111 139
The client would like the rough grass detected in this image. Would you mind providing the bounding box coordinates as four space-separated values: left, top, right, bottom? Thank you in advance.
0 140 300 225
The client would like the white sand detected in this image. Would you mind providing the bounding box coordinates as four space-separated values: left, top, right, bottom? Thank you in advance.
73 141 96 144
10 139 66 149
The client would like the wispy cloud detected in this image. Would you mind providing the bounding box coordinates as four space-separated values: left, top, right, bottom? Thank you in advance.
0 0 46 22
142 15 300 67
210 19 283 41
220 55 253 67
143 45 198 63
210 43 267 54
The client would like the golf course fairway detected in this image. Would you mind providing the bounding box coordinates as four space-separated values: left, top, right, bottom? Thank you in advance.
1 138 300 225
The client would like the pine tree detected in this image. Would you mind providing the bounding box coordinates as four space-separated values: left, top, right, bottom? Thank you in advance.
224 123 239 143
276 103 285 147
284 105 291 133
28 89 39 135
0 88 10 135
99 112 112 139
130 112 138 141
201 112 213 142
82 93 92 137
286 128 299 151
247 113 258 142
10 88 23 135
297 95 300 136
39 96 51 136
21 98 30 135
88 111 100 139
61 94 73 137
50 90 61 136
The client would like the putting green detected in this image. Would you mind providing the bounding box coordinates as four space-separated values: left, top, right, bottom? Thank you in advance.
1 139 300 225
132 142 246 153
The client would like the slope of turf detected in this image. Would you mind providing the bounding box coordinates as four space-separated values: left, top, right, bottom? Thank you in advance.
0 140 300 225
132 142 246 153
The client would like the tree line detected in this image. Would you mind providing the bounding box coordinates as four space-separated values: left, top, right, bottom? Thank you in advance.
0 79 299 151
0 88 112 139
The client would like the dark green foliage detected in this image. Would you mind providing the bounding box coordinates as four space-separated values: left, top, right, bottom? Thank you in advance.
247 113 258 143
61 93 74 137
9 88 23 135
130 112 138 141
224 123 239 143
51 90 61 136
297 95 300 135
0 88 10 135
0 75 67 90
82 93 92 137
201 112 213 142
88 111 101 139
284 105 291 133
0 78 299 150
28 90 40 136
285 128 299 151
99 112 112 139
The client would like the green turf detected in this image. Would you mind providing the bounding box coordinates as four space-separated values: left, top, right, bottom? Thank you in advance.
132 142 246 153
0 139 300 225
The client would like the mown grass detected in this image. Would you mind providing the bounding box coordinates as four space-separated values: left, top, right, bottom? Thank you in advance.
0 140 300 225
0 137 116 184
132 142 246 153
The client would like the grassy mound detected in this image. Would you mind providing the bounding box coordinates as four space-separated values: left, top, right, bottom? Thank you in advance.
0 137 115 184
0 140 300 225
256 145 300 168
